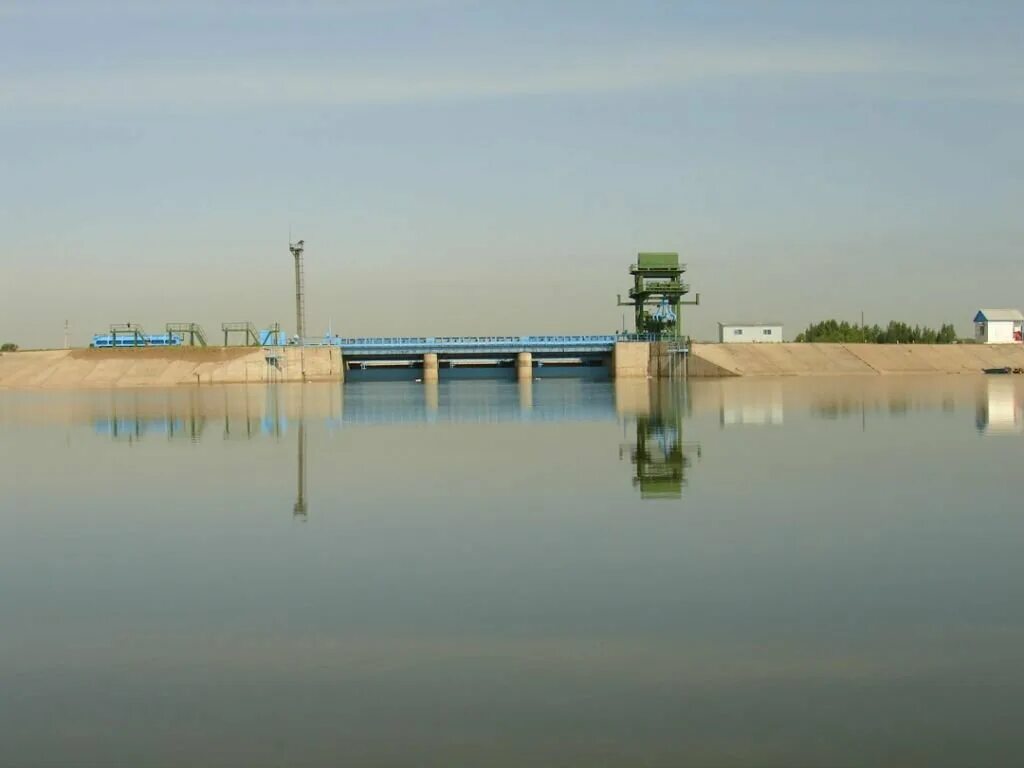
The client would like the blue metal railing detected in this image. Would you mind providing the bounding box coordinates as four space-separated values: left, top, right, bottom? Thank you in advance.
321 335 616 346
307 335 619 354
89 332 689 353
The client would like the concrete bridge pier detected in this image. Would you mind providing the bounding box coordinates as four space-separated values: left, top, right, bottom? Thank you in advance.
516 352 533 381
423 353 439 383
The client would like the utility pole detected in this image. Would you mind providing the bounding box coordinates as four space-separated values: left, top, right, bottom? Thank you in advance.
289 239 306 345
63 319 69 349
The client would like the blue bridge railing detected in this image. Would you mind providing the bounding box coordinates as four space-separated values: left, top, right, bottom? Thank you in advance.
89 332 685 354
313 335 618 355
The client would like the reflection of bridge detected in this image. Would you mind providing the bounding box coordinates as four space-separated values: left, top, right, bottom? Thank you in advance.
340 381 615 424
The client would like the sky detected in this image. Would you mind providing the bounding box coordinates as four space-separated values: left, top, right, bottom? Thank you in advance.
1 0 1022 347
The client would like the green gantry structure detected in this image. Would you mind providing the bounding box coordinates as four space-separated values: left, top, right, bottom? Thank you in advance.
618 252 699 338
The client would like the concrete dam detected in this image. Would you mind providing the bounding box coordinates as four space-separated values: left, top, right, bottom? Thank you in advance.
0 339 674 389
4 340 1023 390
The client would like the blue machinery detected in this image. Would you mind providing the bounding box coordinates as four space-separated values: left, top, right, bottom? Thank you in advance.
92 326 284 348
92 334 183 348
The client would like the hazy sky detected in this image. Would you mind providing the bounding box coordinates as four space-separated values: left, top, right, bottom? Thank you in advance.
1 0 1022 347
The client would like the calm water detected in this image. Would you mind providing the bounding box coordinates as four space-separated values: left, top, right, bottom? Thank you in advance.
2 376 1023 767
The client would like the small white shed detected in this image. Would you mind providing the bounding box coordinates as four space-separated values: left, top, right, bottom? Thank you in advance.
974 309 1023 344
718 322 783 344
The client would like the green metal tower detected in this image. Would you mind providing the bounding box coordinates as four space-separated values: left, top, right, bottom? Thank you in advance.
617 252 699 338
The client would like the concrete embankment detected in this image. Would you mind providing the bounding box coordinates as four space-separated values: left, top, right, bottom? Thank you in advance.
688 342 1024 377
0 347 343 389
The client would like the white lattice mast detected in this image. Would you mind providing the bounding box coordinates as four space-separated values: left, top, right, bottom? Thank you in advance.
289 239 306 344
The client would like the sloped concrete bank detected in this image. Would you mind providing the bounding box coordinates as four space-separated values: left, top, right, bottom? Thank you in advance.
0 347 343 389
689 342 1024 377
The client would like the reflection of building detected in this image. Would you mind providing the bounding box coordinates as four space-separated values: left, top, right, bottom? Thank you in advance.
977 379 1023 434
619 382 701 500
720 381 783 426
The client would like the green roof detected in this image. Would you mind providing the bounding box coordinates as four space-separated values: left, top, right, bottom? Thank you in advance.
637 252 679 269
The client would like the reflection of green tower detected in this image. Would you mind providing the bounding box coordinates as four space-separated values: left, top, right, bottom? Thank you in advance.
632 417 687 499
624 383 701 500
617 252 700 338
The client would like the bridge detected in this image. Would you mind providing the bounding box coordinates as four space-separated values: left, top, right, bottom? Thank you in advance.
307 334 622 379
85 329 687 381
313 335 618 355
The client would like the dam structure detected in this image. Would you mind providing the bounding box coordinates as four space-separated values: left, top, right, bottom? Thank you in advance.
328 335 621 380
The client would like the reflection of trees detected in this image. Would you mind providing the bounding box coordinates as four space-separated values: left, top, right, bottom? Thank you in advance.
809 394 931 421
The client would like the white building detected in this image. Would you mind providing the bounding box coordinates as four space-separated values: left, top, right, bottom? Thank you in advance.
974 309 1023 344
718 322 783 343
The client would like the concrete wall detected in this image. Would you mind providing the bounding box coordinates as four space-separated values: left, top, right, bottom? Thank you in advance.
9 341 1022 387
0 347 344 389
613 342 650 378
689 342 1024 377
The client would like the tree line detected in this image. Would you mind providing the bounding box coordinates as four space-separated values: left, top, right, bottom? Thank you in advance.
0 342 17 352
794 320 958 344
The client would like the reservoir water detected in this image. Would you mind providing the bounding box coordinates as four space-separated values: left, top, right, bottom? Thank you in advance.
2 376 1023 767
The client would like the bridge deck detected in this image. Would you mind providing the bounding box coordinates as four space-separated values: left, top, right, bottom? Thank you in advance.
315 335 618 356
90 333 659 355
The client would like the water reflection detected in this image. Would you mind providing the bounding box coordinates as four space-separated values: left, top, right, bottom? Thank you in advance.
95 389 207 442
80 380 704 502
618 382 701 500
24 375 1024 518
720 380 783 427
977 378 1024 435
8 375 1024 767
294 415 308 520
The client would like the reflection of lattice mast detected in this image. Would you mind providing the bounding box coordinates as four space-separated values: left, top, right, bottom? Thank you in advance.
294 420 308 519
289 239 306 344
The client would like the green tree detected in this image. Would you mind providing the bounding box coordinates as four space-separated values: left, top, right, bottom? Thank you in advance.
795 320 957 344
0 342 18 352
937 323 958 344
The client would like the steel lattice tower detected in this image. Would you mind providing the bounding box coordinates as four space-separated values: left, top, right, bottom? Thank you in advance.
289 239 306 344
